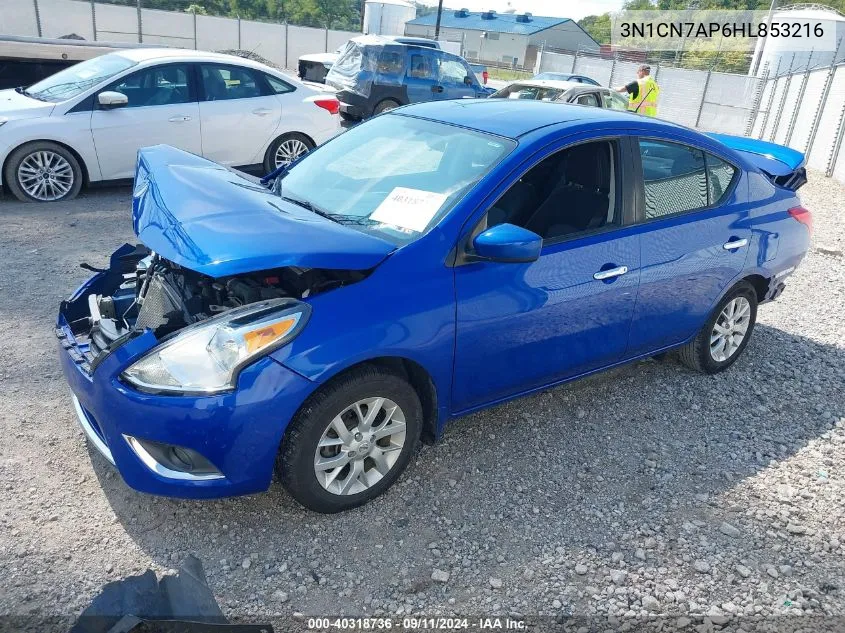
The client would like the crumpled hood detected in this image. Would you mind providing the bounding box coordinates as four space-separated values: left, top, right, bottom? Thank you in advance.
0 89 55 119
132 145 396 278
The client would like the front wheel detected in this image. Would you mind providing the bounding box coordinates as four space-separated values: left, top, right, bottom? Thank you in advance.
4 141 83 202
276 365 422 513
678 281 758 374
264 132 315 172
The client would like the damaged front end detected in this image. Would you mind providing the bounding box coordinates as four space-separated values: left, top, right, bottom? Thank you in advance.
56 244 355 494
58 243 366 389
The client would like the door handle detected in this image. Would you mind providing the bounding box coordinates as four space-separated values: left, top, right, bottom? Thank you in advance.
723 238 749 250
593 265 628 280
431 85 444 93
252 108 274 116
168 115 191 122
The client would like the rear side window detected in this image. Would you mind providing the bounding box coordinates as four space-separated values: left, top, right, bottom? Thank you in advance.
201 64 264 101
264 74 295 94
408 54 435 79
639 140 707 218
706 153 738 205
377 51 404 75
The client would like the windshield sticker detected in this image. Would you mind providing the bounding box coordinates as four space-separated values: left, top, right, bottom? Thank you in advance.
370 188 448 233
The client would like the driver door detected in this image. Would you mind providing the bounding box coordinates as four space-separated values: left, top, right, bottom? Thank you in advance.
451 136 641 412
436 56 482 100
91 63 201 180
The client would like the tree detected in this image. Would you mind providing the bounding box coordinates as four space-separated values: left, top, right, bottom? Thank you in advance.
578 13 612 44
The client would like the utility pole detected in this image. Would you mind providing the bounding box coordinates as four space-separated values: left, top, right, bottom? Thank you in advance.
434 0 444 40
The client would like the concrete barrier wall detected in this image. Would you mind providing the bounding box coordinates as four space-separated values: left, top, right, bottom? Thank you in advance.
0 0 363 69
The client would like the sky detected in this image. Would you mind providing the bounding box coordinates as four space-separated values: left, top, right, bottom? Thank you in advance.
416 0 625 21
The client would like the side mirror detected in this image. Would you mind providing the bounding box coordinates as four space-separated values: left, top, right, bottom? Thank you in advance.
472 223 542 263
464 75 473 85
98 91 128 108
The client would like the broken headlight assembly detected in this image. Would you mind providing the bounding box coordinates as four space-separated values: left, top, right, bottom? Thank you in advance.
121 298 309 395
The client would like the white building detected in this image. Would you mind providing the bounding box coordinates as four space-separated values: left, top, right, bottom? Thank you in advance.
404 8 599 68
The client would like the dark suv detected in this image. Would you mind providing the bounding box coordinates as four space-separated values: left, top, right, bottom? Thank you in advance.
326 36 493 120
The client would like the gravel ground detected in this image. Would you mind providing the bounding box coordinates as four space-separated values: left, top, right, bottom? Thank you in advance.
0 173 844 632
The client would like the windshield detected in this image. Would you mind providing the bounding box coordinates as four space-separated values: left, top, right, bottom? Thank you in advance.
278 115 515 245
491 84 565 101
25 54 137 102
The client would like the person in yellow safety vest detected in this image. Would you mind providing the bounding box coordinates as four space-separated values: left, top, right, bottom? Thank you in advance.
615 64 660 116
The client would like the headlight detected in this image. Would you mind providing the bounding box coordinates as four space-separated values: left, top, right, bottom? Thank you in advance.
122 298 309 394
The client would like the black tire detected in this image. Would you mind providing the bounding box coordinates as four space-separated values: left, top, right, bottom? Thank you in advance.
4 141 83 202
678 281 758 374
263 132 315 173
276 365 422 513
373 99 401 116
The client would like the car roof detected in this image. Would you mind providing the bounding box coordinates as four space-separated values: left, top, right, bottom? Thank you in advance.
504 79 585 90
112 47 271 68
396 99 686 139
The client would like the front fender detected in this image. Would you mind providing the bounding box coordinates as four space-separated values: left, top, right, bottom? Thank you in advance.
0 111 101 183
271 250 455 432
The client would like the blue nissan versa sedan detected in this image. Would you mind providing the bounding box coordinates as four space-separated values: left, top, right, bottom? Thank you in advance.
57 100 812 513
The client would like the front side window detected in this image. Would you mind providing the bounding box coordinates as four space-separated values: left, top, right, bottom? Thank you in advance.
487 140 618 241
439 59 471 85
104 64 191 108
639 140 707 219
603 91 629 110
201 64 263 101
25 53 137 103
277 115 515 245
491 84 564 101
574 92 599 107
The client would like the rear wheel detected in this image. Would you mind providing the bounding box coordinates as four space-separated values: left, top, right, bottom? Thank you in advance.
4 141 83 202
276 365 422 513
373 99 400 116
264 132 315 172
678 281 758 374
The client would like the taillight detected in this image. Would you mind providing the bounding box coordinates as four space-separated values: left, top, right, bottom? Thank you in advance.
314 98 340 115
788 206 813 236
482 70 489 84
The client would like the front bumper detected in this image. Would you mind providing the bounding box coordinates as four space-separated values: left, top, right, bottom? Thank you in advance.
58 272 317 499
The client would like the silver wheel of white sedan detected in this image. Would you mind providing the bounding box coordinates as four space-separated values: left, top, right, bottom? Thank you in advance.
274 138 311 168
314 396 407 496
17 150 75 201
709 296 751 362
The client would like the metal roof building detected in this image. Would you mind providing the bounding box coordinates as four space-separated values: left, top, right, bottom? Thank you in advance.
404 9 599 68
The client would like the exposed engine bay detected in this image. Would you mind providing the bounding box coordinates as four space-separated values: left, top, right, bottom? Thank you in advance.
84 245 366 357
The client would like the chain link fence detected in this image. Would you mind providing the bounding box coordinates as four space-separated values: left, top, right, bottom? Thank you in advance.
2 0 360 69
532 45 845 183
5 0 845 183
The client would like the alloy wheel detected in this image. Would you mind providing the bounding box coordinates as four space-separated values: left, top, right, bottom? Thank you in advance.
710 296 751 362
17 150 74 201
314 397 407 496
274 138 309 168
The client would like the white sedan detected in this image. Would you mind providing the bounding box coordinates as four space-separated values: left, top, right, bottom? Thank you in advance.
0 48 341 202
